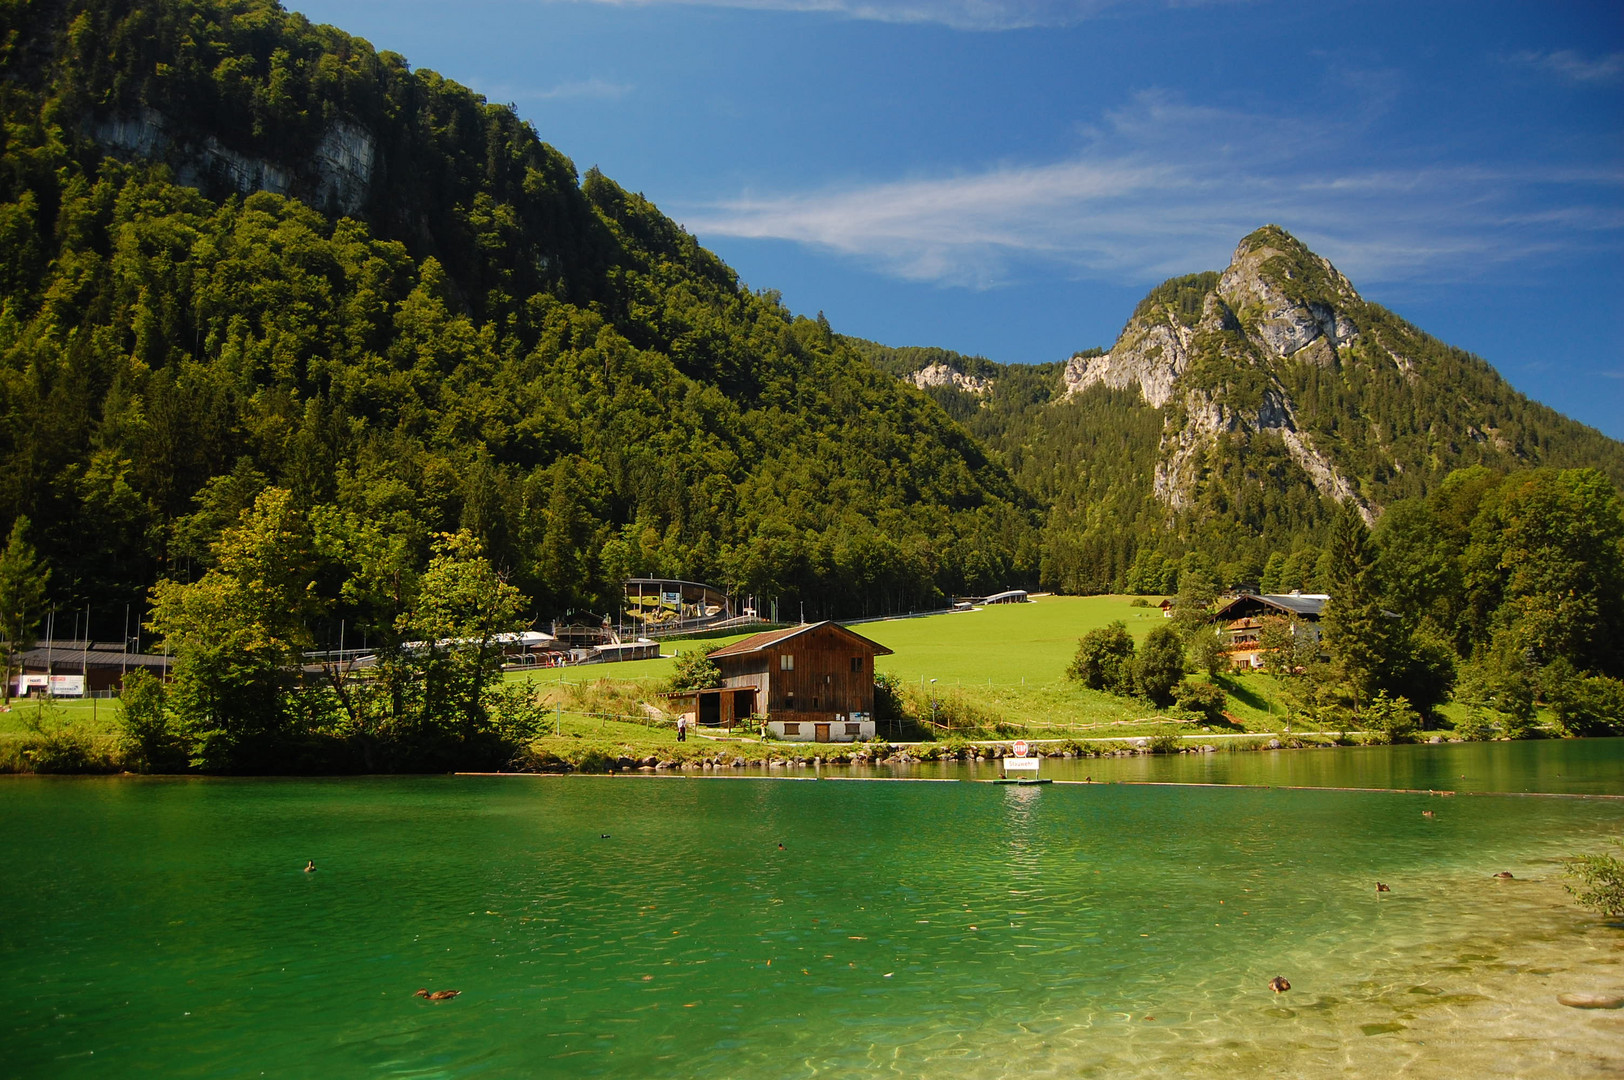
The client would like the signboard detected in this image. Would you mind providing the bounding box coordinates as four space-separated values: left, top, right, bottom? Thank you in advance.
1003 757 1040 772
48 674 85 697
1012 740 1029 758
15 674 48 695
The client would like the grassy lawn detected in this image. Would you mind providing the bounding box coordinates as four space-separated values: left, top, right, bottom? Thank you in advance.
864 594 1167 687
0 696 122 738
504 596 1305 739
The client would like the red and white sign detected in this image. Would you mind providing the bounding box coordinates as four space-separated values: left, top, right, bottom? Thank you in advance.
1012 740 1029 758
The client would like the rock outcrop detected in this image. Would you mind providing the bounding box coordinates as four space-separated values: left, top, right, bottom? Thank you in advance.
92 107 375 215
910 362 991 395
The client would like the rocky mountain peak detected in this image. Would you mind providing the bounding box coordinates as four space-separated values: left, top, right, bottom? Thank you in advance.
1061 226 1379 522
1217 225 1361 366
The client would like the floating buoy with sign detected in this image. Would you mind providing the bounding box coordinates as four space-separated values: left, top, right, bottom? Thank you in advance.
995 739 1049 784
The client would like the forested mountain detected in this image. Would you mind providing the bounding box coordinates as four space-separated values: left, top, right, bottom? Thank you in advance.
864 228 1624 594
2 0 1618 650
0 0 1040 637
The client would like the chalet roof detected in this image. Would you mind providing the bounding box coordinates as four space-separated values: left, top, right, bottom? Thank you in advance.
708 620 893 660
1212 593 1329 621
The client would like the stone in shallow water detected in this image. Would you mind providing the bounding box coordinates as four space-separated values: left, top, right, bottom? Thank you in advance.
1556 992 1624 1009
1360 1022 1406 1036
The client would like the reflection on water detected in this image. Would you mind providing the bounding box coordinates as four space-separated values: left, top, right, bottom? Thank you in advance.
2 742 1621 1079
904 737 1624 795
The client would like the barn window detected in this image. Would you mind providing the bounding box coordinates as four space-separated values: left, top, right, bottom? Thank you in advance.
780 654 794 671
812 696 820 709
786 691 796 710
850 657 861 673
783 723 800 736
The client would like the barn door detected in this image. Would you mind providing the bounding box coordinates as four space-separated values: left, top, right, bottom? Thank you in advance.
814 723 830 743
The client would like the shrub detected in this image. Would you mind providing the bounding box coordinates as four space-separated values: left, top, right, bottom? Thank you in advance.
118 671 187 773
1452 707 1498 742
1563 852 1624 917
665 645 721 692
1067 622 1136 695
1363 692 1421 744
1548 673 1624 737
1135 626 1186 707
1173 680 1228 723
1186 630 1227 678
873 671 904 721
1129 597 1150 608
486 681 553 743
1148 732 1182 754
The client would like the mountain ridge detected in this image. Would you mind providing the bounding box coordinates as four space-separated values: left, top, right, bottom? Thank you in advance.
862 225 1624 591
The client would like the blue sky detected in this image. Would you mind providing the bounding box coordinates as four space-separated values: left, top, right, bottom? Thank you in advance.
290 0 1623 437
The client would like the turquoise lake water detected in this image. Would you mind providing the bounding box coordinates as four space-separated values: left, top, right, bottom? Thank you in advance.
3 740 1622 1078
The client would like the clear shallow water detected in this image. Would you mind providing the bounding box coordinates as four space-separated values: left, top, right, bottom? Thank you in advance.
3 743 1622 1079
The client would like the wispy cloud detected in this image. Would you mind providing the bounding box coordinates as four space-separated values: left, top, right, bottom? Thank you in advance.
481 77 635 103
556 0 1227 31
677 90 1624 289
535 77 635 100
1507 49 1624 85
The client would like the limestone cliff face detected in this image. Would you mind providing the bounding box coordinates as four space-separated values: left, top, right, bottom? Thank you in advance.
1062 313 1191 408
92 108 375 215
1066 226 1385 522
910 362 991 395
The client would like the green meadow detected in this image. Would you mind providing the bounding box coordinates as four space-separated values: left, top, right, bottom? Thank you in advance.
516 595 1307 742
2 595 1319 773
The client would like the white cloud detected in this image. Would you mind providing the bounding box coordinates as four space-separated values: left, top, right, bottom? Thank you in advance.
476 77 635 103
553 0 1226 31
677 90 1624 289
1509 49 1624 86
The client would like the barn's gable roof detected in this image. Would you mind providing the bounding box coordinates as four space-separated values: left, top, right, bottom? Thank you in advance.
708 621 893 660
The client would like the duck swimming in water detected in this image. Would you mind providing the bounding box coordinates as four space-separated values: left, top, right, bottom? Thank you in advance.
414 989 461 1002
1376 882 1391 893
1494 871 1514 879
303 860 316 873
1269 977 1290 993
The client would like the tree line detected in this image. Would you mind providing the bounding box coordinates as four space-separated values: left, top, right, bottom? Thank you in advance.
1066 466 1624 738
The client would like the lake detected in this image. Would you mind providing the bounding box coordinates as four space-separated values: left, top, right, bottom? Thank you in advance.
4 740 1622 1078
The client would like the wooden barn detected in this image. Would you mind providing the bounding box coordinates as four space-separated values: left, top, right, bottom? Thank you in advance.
673 621 893 742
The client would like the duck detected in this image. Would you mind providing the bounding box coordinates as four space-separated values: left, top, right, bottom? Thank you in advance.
1493 871 1514 880
1376 882 1391 893
1269 976 1291 993
414 988 461 1002
303 860 316 873
1422 810 1435 818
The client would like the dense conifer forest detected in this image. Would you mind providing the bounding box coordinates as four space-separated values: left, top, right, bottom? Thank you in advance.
0 0 1040 640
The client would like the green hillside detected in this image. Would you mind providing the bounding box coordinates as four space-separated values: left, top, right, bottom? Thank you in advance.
0 0 1039 637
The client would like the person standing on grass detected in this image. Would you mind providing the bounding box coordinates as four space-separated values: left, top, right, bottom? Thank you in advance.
677 714 687 742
